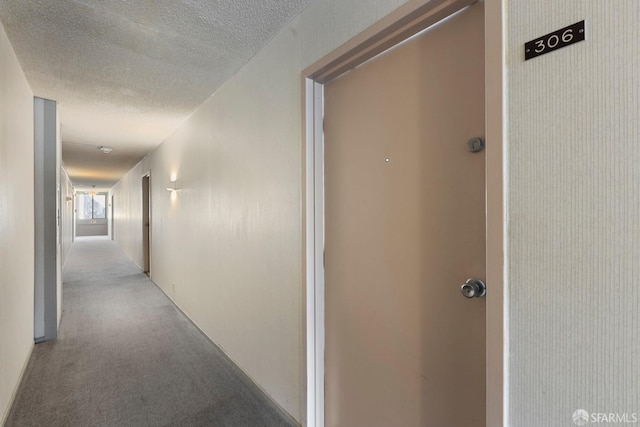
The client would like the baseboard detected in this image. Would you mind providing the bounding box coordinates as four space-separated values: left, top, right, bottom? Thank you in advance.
1 343 34 427
148 278 302 427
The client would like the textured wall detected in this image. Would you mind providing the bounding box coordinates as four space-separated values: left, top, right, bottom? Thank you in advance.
508 2 640 425
0 22 34 423
112 0 410 422
60 166 73 328
60 167 74 267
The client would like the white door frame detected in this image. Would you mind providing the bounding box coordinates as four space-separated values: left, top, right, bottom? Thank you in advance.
302 0 506 426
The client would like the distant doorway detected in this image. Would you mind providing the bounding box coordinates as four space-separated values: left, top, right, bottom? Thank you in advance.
142 174 151 275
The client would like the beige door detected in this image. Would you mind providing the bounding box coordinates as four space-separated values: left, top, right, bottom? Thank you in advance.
324 3 485 426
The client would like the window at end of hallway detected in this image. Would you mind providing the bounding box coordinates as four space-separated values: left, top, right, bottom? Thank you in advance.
77 193 106 219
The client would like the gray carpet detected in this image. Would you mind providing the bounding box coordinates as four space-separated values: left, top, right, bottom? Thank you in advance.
5 236 298 427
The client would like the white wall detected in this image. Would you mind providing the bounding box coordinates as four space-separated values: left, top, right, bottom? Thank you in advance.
0 22 34 423
111 0 410 421
60 166 74 267
507 2 640 425
76 221 108 236
59 166 73 329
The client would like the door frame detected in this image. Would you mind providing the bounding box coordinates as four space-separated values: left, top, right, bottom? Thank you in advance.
301 0 505 426
142 172 151 275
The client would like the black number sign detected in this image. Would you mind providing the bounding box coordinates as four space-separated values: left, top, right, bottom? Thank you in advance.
525 21 585 61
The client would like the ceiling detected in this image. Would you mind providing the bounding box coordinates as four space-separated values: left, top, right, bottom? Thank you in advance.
0 0 312 188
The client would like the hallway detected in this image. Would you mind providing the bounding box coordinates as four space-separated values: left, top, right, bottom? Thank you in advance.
5 237 296 427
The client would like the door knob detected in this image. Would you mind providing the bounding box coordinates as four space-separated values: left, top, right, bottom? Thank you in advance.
460 278 486 298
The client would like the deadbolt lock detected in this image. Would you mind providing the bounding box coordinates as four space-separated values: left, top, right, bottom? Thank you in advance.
467 137 484 153
460 278 486 298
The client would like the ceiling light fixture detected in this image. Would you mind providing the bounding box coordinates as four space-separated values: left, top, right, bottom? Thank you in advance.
98 145 113 154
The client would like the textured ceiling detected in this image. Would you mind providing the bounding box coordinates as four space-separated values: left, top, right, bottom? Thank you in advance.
0 0 311 187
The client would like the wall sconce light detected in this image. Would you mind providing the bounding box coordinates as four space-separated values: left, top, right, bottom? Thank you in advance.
166 180 178 192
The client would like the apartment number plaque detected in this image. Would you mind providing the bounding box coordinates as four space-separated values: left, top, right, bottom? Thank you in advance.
525 21 585 60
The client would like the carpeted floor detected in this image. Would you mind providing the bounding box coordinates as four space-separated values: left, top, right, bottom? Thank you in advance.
5 236 298 427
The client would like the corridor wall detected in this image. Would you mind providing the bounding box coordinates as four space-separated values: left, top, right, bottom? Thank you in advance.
60 166 74 267
507 1 640 425
113 0 640 425
0 21 35 423
111 0 411 421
